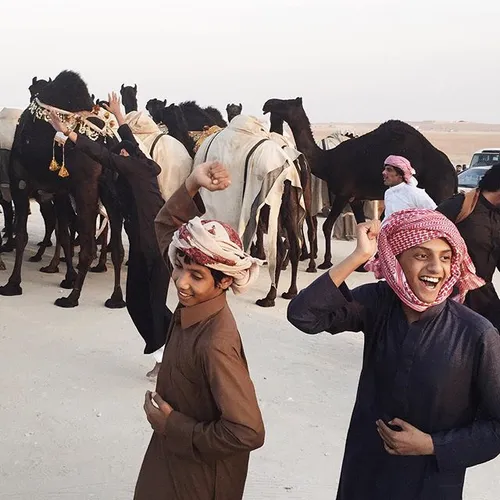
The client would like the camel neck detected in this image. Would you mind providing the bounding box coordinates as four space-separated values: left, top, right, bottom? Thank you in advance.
285 112 321 162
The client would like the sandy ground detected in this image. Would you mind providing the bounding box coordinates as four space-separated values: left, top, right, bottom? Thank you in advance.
1 204 499 499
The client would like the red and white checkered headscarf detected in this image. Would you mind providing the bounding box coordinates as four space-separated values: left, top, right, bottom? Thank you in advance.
385 155 416 184
169 216 260 295
365 209 484 312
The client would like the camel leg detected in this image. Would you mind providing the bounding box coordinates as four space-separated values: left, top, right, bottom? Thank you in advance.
90 216 108 273
0 200 14 252
304 214 318 273
0 254 5 271
53 195 77 290
318 194 349 270
54 185 97 308
29 199 56 262
350 200 366 224
250 208 268 261
256 231 285 308
0 188 30 296
37 198 55 247
103 201 126 309
40 234 61 274
282 185 301 299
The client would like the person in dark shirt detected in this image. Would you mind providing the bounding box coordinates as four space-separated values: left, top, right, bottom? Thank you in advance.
437 163 500 329
288 209 500 500
49 93 172 377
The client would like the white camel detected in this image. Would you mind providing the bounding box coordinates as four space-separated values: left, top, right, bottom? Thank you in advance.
194 114 305 307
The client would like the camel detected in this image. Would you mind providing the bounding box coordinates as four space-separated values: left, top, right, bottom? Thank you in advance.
226 103 242 123
120 84 138 114
0 105 57 263
263 97 458 269
267 113 317 273
194 114 305 307
157 104 197 158
0 70 126 308
146 99 226 131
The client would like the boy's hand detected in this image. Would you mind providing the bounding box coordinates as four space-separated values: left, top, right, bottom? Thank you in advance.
185 161 231 196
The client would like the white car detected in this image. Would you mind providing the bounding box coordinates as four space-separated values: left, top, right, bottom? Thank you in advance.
458 166 491 193
467 148 500 169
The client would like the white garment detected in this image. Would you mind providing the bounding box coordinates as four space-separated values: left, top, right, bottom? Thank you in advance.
152 345 164 364
384 180 437 220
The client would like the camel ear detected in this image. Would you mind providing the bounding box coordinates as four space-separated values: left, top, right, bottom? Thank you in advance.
48 77 52 83
163 99 166 106
134 84 137 91
239 103 242 108
296 97 302 103
121 84 124 90
32 76 37 84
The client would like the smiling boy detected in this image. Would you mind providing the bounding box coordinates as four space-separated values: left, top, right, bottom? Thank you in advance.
133 161 265 500
288 209 500 499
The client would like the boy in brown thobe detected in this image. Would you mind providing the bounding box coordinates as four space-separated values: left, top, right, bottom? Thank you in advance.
134 162 265 500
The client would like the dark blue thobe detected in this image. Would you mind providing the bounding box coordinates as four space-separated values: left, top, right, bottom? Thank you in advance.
287 273 500 500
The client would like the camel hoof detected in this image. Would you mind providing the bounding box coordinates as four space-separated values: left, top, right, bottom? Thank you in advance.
105 297 126 309
256 298 275 308
54 296 79 308
0 283 22 296
90 263 107 273
40 265 59 274
306 266 317 273
318 261 332 270
282 291 297 300
60 278 76 289
29 255 42 263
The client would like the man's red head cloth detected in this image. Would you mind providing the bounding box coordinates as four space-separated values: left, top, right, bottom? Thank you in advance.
365 209 484 312
168 217 260 295
385 155 416 184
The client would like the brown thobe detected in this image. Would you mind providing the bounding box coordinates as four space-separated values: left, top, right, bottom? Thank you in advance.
133 185 265 500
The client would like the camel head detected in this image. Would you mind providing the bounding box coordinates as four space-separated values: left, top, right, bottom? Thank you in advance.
226 103 242 123
262 97 303 122
146 98 167 123
120 84 138 113
162 103 189 131
29 76 52 102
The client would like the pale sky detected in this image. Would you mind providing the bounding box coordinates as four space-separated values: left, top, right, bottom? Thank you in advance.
1 0 499 123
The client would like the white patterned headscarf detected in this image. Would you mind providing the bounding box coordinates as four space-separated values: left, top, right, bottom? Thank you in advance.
169 217 260 295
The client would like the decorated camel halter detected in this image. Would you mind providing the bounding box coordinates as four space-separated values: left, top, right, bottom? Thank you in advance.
28 98 119 178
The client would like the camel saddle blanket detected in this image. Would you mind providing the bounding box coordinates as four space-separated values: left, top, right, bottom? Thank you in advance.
309 129 354 216
189 126 224 154
194 114 305 286
125 111 193 202
0 108 23 150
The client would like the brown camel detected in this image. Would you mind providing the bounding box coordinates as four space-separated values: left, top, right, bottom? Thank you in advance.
263 97 458 269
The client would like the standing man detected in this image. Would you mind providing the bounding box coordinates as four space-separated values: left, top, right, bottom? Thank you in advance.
382 155 437 219
437 163 500 329
49 93 172 377
134 162 264 500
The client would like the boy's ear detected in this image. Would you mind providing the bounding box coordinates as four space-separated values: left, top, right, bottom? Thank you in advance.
219 276 233 290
